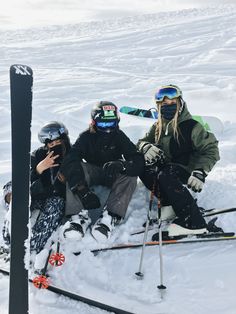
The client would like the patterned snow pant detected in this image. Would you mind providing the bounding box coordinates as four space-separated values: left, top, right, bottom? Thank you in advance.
2 181 12 246
2 217 10 246
30 196 65 254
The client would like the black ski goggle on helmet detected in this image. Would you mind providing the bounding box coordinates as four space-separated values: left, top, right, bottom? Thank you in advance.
96 120 118 130
92 102 119 133
155 85 182 103
38 123 68 144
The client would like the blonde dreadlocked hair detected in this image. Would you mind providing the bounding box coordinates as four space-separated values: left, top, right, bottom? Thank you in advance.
155 98 182 144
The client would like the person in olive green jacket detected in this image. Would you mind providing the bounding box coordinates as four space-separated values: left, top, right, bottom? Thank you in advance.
137 84 220 236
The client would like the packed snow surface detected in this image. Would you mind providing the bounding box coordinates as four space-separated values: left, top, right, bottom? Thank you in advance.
0 3 236 314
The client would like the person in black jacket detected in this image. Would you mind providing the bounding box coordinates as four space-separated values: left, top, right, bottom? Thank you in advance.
60 101 144 242
30 121 72 254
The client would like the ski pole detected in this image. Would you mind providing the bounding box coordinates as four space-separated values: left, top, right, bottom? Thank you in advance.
49 241 65 267
32 247 52 289
135 192 153 278
135 168 157 279
156 184 166 293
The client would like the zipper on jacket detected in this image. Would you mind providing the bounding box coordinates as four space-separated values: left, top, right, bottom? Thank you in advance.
165 121 172 136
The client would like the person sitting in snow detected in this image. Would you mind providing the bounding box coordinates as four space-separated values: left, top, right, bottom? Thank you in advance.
29 121 71 254
0 122 72 260
59 101 144 242
0 181 12 259
137 84 220 236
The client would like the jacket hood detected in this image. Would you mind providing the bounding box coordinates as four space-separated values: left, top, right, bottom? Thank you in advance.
177 103 192 124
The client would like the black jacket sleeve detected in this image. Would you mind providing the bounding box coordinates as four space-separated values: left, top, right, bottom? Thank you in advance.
30 148 53 199
59 135 87 189
30 147 66 200
118 131 145 177
60 129 145 187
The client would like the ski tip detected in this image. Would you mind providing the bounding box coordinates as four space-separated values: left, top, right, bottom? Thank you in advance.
157 284 167 290
73 251 81 256
135 271 144 279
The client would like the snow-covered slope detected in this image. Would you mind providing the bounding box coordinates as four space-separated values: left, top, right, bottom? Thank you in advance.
0 6 236 314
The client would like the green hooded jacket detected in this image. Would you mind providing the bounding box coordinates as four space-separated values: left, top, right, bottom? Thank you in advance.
137 105 220 174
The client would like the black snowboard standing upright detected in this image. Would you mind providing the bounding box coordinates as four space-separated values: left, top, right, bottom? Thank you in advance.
9 64 33 314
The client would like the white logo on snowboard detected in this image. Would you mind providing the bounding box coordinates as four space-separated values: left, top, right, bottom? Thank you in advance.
13 65 31 76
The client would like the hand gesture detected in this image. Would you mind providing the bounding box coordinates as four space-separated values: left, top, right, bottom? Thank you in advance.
36 151 60 174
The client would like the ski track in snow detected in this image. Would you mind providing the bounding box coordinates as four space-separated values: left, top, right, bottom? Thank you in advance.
0 6 236 314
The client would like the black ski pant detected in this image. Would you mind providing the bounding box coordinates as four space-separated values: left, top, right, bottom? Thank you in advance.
140 164 206 228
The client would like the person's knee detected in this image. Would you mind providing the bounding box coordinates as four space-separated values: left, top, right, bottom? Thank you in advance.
125 175 137 189
158 167 172 186
113 175 137 193
128 175 137 183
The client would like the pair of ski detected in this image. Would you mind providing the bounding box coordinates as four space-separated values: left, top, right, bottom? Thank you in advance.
0 239 133 314
130 206 236 236
33 205 236 286
71 206 236 255
1 238 134 313
0 267 134 314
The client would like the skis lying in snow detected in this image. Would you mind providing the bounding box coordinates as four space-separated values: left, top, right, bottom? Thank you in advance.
130 207 236 236
119 106 224 134
203 207 236 217
2 235 235 313
151 231 235 241
72 232 236 255
0 268 134 314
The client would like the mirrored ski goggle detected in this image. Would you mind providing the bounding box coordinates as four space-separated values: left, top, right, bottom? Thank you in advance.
39 127 66 144
96 121 117 129
155 86 181 102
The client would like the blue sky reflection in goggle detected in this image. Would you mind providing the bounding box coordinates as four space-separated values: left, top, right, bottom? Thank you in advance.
96 121 117 128
155 87 181 102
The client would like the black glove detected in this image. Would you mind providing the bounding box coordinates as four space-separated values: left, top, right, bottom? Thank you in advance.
103 161 125 179
74 186 101 209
